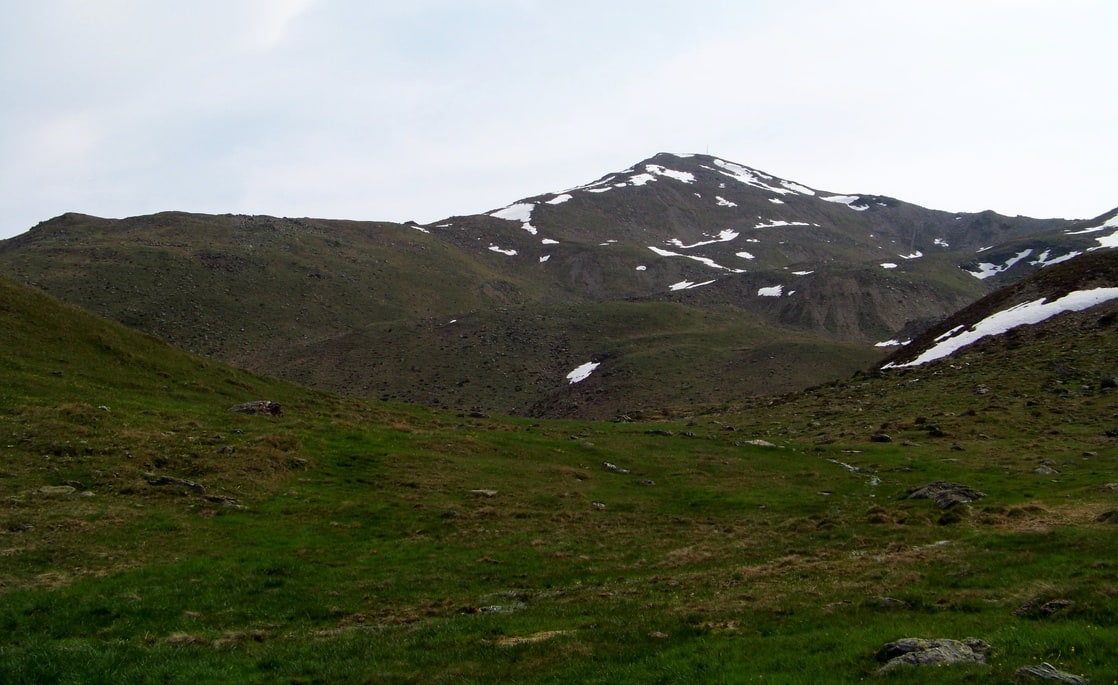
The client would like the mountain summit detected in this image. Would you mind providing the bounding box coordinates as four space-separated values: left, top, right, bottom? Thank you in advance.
1 153 1114 417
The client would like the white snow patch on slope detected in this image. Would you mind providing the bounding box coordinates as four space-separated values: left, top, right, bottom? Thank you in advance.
636 265 647 271
646 164 695 183
670 279 717 291
1094 232 1118 249
792 270 814 276
715 196 737 207
546 194 572 205
821 195 870 211
736 251 756 260
541 238 559 245
966 249 1033 279
885 288 1118 369
648 246 746 272
754 220 811 229
780 180 815 195
934 238 950 248
1031 249 1082 268
539 255 551 263
667 229 739 249
757 285 783 297
900 251 923 260
491 202 532 222
1065 214 1118 235
711 159 794 195
488 245 517 256
567 361 600 384
880 263 898 269
875 339 911 348
625 164 697 188
490 202 538 235
769 198 785 204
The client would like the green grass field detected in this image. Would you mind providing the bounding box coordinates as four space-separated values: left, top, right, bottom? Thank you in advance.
2 276 1116 683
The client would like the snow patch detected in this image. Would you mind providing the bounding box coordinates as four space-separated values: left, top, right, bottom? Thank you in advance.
667 229 739 249
900 251 923 260
623 164 696 188
875 339 911 348
768 198 785 204
566 361 600 384
821 195 870 211
885 288 1118 368
546 194 572 205
880 263 898 269
541 238 559 245
712 159 798 195
934 238 949 248
966 248 1033 279
1065 214 1118 235
646 164 695 184
669 279 717 291
648 246 746 272
635 265 647 271
780 180 815 195
754 220 811 229
490 202 538 235
736 251 756 260
757 285 783 297
792 270 814 276
715 196 737 208
539 255 551 263
1031 249 1081 268
488 245 517 256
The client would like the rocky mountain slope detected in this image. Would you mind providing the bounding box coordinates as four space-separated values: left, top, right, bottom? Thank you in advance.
1 153 1113 418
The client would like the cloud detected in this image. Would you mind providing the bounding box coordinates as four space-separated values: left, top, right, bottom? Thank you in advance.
1 0 1116 237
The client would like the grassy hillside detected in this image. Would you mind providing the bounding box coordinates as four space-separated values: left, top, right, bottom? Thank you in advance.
2 276 1116 683
0 212 888 418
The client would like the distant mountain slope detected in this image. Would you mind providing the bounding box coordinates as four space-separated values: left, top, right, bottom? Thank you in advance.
880 248 1118 369
1 153 1113 418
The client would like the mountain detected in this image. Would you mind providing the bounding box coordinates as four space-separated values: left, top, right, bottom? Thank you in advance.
1 153 1113 418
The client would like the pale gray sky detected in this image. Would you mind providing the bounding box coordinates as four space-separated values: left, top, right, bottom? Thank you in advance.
2 0 1115 239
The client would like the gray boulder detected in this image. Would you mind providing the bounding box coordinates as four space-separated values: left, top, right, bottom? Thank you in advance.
1015 662 1090 684
906 481 985 509
876 637 990 674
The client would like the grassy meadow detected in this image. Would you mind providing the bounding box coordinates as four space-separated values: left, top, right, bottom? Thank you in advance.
2 275 1117 683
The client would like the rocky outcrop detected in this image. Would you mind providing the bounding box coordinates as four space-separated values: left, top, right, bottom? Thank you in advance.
906 481 985 509
1015 662 1090 684
229 400 283 416
876 637 990 675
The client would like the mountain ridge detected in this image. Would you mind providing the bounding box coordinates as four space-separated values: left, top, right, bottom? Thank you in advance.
2 152 1115 418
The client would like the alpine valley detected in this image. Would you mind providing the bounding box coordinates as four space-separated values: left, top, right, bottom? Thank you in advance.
1 152 1114 419
4 153 1118 683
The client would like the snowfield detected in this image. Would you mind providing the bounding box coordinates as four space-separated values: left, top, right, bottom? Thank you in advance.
566 361 600 384
884 287 1118 368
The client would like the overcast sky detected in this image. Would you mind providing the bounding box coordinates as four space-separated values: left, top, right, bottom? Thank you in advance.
1 1 1116 240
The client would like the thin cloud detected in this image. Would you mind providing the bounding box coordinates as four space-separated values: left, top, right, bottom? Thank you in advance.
1 1 1116 238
